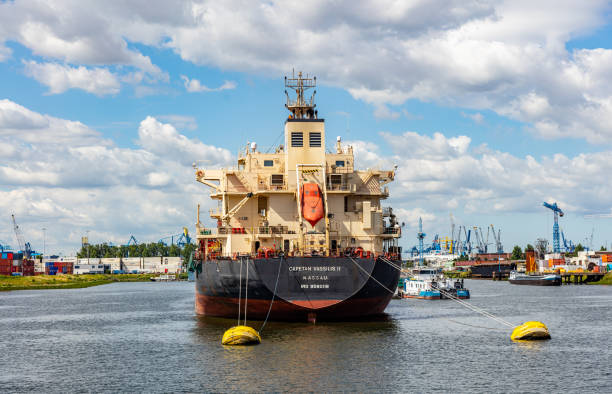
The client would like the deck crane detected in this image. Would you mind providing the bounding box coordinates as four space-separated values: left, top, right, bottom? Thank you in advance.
543 202 564 253
11 214 32 258
489 224 503 253
417 217 426 266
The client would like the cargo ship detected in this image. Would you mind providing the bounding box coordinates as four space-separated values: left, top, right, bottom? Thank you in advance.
508 271 561 286
192 72 402 322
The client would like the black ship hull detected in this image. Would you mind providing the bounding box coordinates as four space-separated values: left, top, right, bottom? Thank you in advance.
508 277 561 286
195 256 401 322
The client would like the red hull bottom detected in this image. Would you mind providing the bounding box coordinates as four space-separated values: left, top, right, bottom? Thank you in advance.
195 293 393 322
402 295 440 300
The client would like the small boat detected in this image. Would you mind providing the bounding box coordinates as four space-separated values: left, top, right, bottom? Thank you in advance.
440 277 470 299
508 270 561 286
399 268 471 299
400 268 442 299
150 274 176 282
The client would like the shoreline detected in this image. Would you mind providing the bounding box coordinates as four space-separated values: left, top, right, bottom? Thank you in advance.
0 273 180 291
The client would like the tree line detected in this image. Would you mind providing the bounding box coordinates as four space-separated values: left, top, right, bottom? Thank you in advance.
76 242 196 261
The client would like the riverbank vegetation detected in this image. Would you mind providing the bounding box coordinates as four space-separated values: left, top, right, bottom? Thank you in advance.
443 270 471 279
0 274 158 291
591 272 612 285
76 242 195 261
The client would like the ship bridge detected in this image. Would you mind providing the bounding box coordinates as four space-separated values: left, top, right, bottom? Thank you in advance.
194 71 401 259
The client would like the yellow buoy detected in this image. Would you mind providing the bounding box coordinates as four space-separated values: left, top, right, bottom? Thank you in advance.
222 325 261 346
511 321 551 341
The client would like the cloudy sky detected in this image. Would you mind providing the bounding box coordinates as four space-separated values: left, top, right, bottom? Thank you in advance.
1 0 612 255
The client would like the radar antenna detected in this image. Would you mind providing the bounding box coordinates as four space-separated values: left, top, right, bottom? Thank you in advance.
284 71 317 119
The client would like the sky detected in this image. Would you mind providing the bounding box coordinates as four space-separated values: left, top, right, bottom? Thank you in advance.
2 0 612 255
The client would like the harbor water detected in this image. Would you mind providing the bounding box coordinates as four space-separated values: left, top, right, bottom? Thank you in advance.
1 280 611 392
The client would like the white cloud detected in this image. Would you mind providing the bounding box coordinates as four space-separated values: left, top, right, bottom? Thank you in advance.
0 100 232 253
0 44 11 62
157 115 198 131
358 130 612 220
24 61 121 96
2 1 612 140
0 99 104 146
373 105 400 120
180 75 237 93
137 116 233 166
461 111 484 124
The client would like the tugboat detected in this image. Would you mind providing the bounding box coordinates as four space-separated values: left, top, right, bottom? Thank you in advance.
440 277 470 299
400 268 442 299
508 270 561 286
192 72 402 322
399 268 470 299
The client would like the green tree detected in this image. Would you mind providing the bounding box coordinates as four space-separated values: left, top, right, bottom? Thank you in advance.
182 243 196 262
511 245 523 260
525 244 534 252
600 246 607 251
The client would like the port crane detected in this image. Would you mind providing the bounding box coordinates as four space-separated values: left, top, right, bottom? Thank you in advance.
489 224 503 253
11 214 32 258
158 228 192 247
417 217 426 266
543 202 564 253
561 230 575 253
472 226 488 254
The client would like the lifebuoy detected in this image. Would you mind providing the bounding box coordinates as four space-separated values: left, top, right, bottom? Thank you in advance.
355 247 364 258
196 170 203 177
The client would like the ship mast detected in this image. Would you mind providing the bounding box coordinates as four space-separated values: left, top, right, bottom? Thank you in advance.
285 71 317 119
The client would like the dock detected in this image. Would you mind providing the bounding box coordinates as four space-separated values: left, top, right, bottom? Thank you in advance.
561 272 604 284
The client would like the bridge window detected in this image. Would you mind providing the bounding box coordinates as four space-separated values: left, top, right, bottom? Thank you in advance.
264 160 273 167
291 132 303 147
335 160 345 167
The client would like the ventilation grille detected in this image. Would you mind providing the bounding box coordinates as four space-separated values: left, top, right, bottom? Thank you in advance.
291 132 303 147
271 174 284 185
309 132 321 147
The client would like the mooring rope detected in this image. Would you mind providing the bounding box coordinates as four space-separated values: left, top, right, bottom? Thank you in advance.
237 257 243 326
437 287 514 328
377 256 515 328
259 255 283 334
244 257 249 325
348 256 396 295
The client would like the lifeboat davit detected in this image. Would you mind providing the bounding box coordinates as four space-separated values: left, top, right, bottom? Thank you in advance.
301 183 324 227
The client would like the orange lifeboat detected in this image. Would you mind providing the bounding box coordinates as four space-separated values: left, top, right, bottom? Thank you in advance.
301 183 324 227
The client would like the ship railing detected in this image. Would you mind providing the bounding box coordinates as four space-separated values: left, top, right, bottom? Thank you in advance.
197 227 217 236
328 166 353 174
257 182 287 191
257 225 290 235
383 227 400 235
326 183 350 191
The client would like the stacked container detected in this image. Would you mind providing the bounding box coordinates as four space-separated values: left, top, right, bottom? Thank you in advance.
21 259 35 276
0 252 13 276
45 261 74 275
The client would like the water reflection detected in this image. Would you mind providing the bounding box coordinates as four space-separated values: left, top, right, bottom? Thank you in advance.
2 280 612 392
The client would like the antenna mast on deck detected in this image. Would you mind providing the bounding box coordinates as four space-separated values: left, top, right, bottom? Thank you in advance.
285 71 317 119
